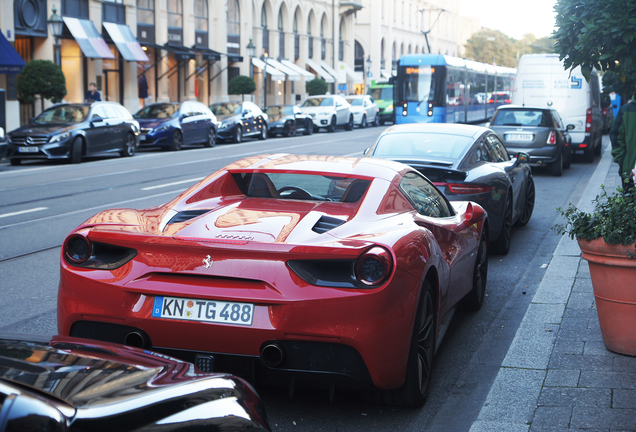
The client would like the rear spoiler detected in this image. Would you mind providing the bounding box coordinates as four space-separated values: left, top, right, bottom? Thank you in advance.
397 161 468 183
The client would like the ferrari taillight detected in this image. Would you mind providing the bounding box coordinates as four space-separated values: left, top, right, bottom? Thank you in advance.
547 131 556 145
355 246 393 287
446 183 494 195
64 234 92 264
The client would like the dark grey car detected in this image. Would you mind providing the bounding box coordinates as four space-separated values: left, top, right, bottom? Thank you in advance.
489 105 573 176
365 123 534 255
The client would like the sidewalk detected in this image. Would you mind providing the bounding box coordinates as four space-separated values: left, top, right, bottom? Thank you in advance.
470 147 636 432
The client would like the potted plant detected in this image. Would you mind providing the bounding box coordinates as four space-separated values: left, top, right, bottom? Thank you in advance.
555 183 636 355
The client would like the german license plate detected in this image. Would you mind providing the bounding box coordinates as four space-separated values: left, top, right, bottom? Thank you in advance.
139 134 147 140
152 296 254 326
506 133 533 142
18 146 38 153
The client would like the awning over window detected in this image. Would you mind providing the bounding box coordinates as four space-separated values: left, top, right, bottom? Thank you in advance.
143 43 196 60
103 22 149 62
305 59 334 83
263 59 301 81
63 17 115 59
251 57 285 81
190 46 222 61
339 61 363 83
0 32 25 74
281 60 315 80
320 61 340 84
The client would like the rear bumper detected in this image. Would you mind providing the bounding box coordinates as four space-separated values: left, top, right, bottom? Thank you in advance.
505 145 562 165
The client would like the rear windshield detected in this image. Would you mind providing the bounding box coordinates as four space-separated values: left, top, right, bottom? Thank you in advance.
368 87 393 100
492 109 550 127
371 132 473 160
231 172 370 202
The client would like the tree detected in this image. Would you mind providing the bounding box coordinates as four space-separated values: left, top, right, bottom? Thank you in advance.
463 29 517 68
228 75 256 101
514 34 555 57
17 60 66 111
306 78 328 96
601 69 636 106
553 0 636 98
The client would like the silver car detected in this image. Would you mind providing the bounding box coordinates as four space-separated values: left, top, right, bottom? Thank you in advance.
489 105 574 176
345 95 379 128
300 95 353 132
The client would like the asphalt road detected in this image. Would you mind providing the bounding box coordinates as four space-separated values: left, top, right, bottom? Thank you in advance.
0 127 608 431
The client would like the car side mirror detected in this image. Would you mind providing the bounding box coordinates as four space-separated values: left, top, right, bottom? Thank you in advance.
364 147 370 156
91 114 104 124
243 110 250 115
515 152 530 165
567 124 575 130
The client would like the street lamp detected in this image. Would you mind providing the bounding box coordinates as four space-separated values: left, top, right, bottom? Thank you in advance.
47 6 63 67
261 53 269 109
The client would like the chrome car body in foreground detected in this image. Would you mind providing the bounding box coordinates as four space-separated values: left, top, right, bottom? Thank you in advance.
58 154 489 407
7 102 139 165
366 123 535 255
0 335 270 431
489 105 573 176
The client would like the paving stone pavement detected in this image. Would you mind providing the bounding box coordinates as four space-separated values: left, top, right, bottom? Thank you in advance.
470 146 636 432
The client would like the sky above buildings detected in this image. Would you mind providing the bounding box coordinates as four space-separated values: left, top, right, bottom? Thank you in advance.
459 0 558 40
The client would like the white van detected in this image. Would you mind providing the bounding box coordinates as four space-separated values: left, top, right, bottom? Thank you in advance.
511 54 602 162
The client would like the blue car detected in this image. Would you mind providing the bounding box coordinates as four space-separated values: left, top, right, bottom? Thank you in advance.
135 101 217 151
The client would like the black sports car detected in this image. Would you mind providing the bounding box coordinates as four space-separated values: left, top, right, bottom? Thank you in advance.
365 123 535 255
7 102 139 165
211 101 268 143
264 105 313 137
0 334 270 431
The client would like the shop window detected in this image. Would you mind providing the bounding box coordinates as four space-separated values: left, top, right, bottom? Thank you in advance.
261 6 269 56
307 19 313 59
293 13 299 60
228 66 240 84
354 40 363 72
62 0 89 19
103 0 125 24
278 9 284 59
226 0 240 56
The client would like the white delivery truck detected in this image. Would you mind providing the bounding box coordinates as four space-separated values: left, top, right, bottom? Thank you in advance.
511 54 603 162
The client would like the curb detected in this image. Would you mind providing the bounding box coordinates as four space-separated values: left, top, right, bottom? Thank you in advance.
469 147 615 432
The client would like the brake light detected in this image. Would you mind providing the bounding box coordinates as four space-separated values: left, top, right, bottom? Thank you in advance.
355 246 393 286
586 108 592 133
447 183 494 194
603 107 608 116
547 131 556 145
64 234 92 264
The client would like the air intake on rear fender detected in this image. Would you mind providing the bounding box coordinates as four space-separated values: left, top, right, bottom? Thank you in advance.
311 216 346 234
167 209 210 225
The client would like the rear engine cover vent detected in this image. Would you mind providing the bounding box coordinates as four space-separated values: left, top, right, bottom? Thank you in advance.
167 209 210 225
312 216 346 234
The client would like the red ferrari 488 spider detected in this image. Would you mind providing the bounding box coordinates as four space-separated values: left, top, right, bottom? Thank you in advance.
58 154 489 407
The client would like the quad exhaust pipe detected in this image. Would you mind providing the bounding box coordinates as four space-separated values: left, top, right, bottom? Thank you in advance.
260 343 285 367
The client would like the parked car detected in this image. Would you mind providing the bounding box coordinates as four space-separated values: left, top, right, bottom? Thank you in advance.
134 101 217 151
0 127 6 160
365 123 534 255
300 95 353 132
0 334 271 431
58 154 489 407
488 92 511 104
264 104 313 137
211 101 268 143
367 81 394 125
7 102 139 165
489 105 573 176
345 95 379 128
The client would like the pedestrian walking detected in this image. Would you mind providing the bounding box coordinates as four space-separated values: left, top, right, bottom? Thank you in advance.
610 88 636 192
84 82 101 103
138 73 148 107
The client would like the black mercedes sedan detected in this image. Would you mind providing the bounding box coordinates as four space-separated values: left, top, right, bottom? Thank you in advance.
365 123 535 255
489 105 574 176
0 334 271 431
264 105 313 137
210 101 268 143
7 102 139 165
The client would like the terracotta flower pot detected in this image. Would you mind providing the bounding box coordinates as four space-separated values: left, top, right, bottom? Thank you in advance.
578 238 636 356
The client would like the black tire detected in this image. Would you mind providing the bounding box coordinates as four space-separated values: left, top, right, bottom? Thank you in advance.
379 119 385 126
463 230 488 311
121 133 136 157
491 194 512 255
594 135 602 155
70 137 82 163
10 158 21 166
170 130 182 151
285 121 296 137
327 116 336 133
258 124 267 140
203 128 216 148
233 126 243 143
303 119 313 135
365 280 435 407
551 149 563 176
514 177 535 227
361 114 367 128
313 126 319 133
373 114 380 127
344 115 354 131
563 148 572 169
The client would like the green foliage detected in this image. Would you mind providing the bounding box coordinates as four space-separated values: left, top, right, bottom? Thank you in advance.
228 75 256 95
463 29 517 67
306 78 328 96
553 0 636 82
17 60 66 104
514 34 556 56
554 185 636 247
